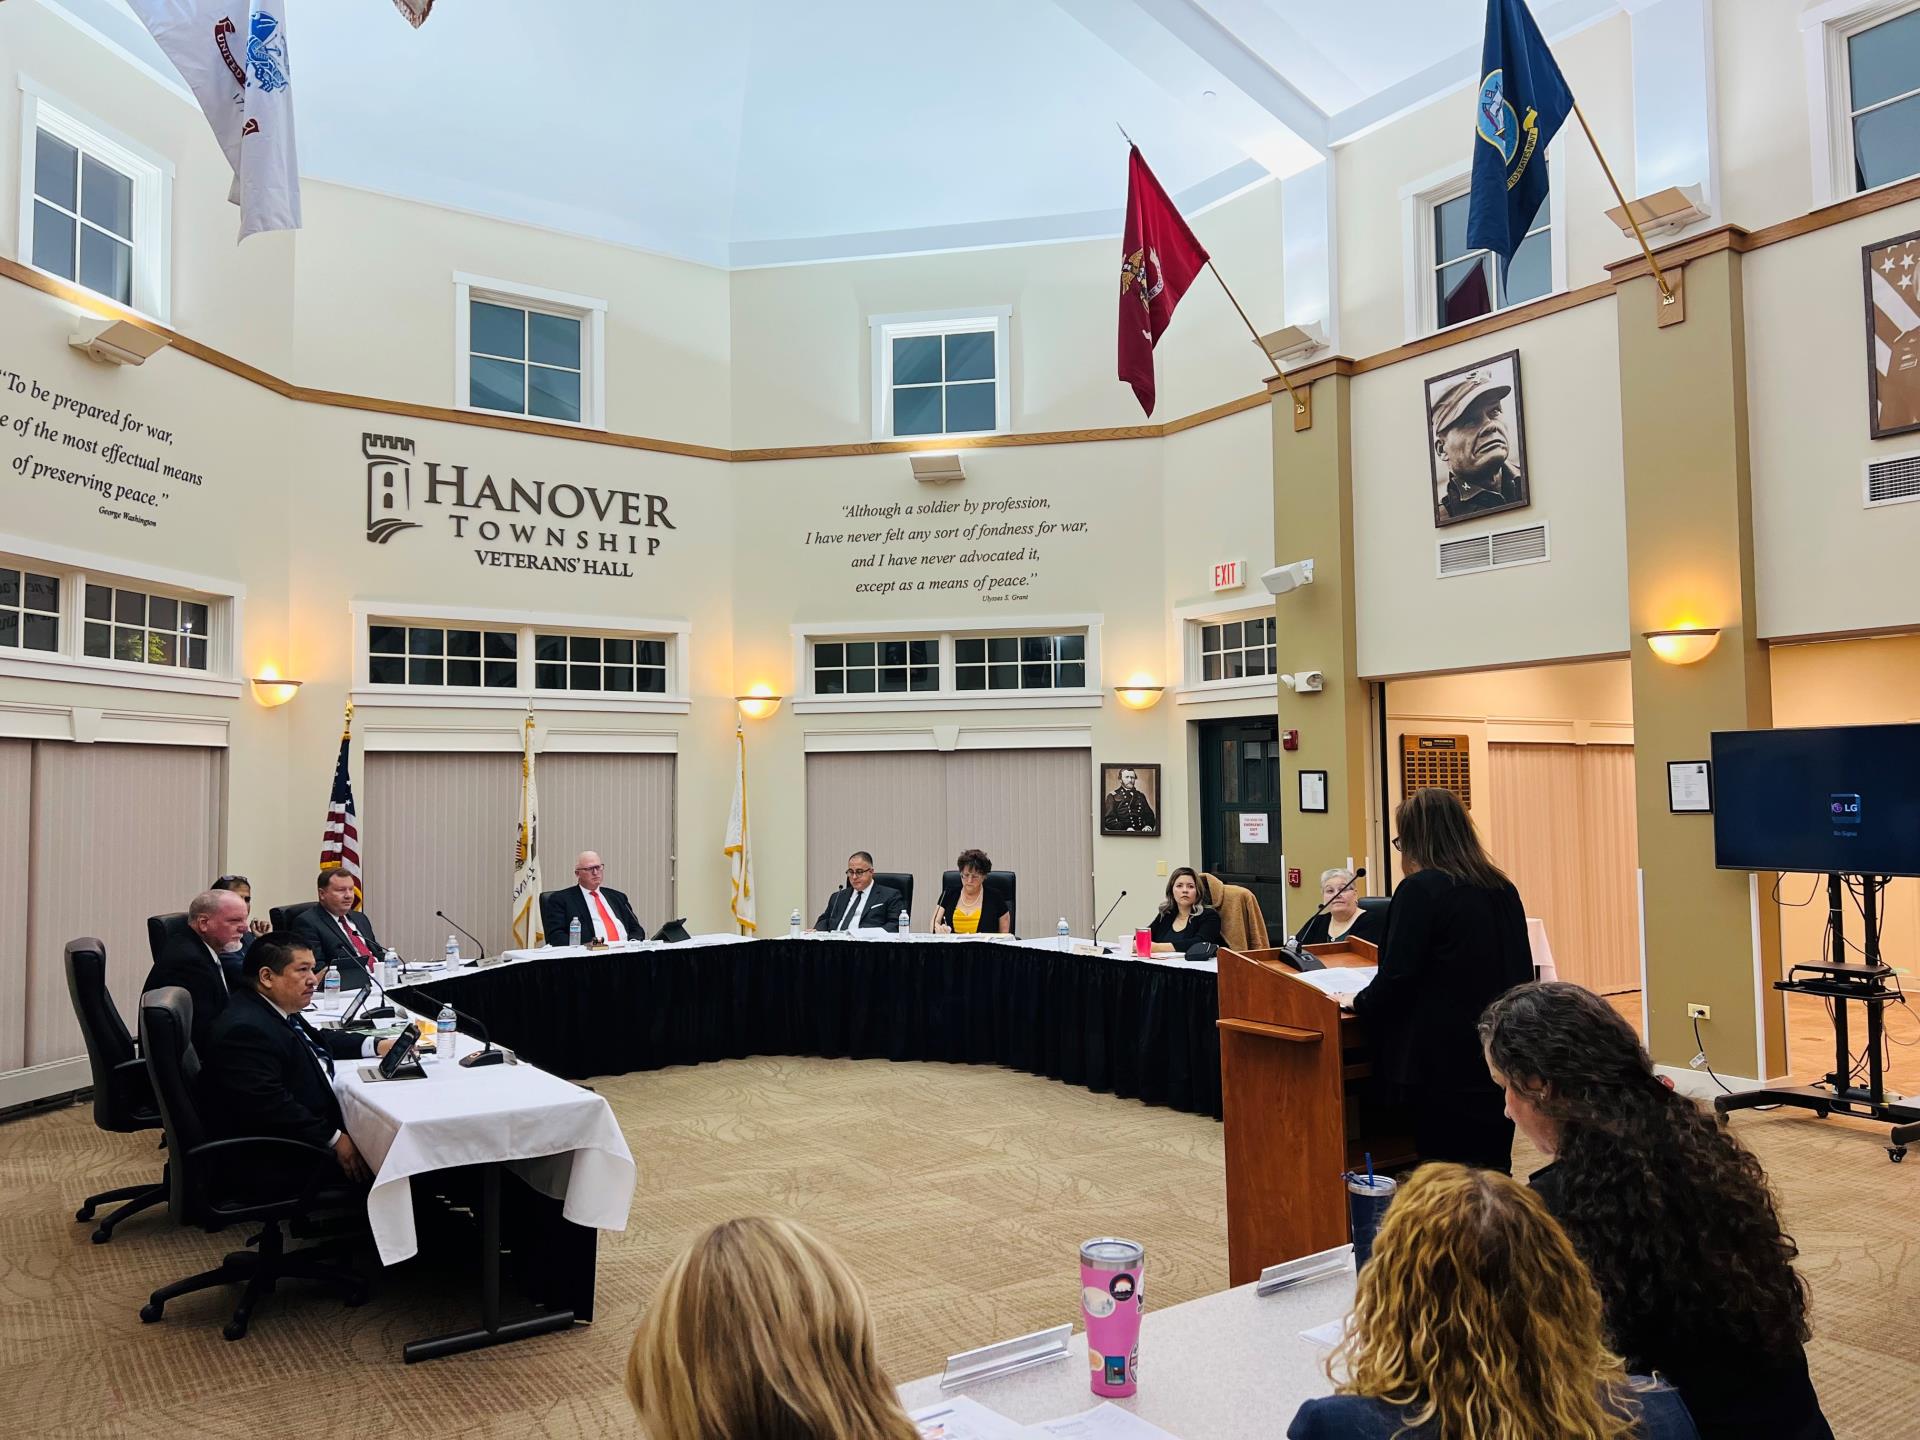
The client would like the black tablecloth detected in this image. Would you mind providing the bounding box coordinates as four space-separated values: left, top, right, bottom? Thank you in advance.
391 939 1223 1119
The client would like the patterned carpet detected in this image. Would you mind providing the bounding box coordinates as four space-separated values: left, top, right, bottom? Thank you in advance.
0 1056 1911 1438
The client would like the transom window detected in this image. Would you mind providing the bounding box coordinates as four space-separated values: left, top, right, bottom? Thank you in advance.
813 639 939 695
468 299 583 423
32 129 134 306
83 584 209 670
1431 184 1551 330
0 567 61 654
1846 7 1920 190
1200 616 1276 682
535 633 667 693
955 633 1085 692
368 623 518 688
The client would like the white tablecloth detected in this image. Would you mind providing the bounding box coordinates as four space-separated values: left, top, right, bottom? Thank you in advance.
897 1268 1354 1437
328 1029 635 1266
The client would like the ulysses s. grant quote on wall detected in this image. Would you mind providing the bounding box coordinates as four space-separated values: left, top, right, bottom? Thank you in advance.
805 493 1092 603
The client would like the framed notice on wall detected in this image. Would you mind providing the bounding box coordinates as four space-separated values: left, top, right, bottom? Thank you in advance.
1667 760 1713 813
1298 770 1329 814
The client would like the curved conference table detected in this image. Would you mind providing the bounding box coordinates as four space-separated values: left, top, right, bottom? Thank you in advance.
389 932 1224 1119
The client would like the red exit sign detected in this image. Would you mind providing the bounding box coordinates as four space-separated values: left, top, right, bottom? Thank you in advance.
1211 559 1245 592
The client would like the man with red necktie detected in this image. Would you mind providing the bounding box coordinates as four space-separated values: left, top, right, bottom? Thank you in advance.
292 869 384 990
541 851 645 948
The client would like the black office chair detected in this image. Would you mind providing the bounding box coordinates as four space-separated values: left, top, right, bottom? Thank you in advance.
940 869 1018 932
874 872 915 924
137 986 366 1341
146 913 189 966
1358 896 1390 914
65 939 167 1243
267 900 318 933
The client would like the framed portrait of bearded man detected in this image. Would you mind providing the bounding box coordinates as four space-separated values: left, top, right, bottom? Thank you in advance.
1424 349 1530 529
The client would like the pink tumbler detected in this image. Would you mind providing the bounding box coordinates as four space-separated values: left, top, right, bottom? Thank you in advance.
1080 1237 1146 1396
1132 928 1152 958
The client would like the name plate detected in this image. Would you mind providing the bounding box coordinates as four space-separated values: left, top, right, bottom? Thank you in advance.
939 1322 1073 1391
1256 1243 1353 1297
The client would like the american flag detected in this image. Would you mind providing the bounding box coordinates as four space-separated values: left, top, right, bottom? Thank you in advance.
319 710 362 906
1869 233 1920 435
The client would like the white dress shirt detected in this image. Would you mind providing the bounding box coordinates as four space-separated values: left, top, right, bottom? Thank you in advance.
201 939 230 992
579 885 627 942
839 885 872 931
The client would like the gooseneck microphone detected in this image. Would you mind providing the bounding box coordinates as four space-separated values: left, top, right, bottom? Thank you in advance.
1286 867 1369 966
407 987 509 1068
434 908 488 961
1091 889 1128 949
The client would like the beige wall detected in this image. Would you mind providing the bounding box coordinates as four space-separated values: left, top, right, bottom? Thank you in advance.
1746 196 1920 640
1714 0 1816 231
1350 298 1632 679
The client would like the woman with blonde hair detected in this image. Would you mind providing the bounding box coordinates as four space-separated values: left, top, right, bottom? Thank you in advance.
627 1216 920 1440
1287 1164 1698 1440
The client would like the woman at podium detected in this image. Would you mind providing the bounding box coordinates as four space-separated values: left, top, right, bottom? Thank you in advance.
1351 787 1532 1172
1293 867 1385 948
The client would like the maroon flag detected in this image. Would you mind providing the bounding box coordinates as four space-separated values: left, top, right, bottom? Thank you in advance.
1117 147 1210 416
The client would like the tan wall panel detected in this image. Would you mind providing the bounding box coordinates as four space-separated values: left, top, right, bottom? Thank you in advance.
537 753 677 939
942 749 1095 934
0 740 32 1071
362 752 518 961
1576 743 1643 995
25 743 222 1063
805 753 948 928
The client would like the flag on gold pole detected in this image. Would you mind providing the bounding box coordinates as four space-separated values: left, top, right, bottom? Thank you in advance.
510 711 542 948
725 724 757 935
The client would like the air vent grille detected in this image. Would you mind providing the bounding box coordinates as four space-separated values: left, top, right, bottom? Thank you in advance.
1435 522 1550 578
1865 452 1920 508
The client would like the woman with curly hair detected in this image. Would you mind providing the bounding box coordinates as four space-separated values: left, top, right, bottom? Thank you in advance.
626 1216 920 1440
1480 982 1832 1440
1288 1163 1698 1439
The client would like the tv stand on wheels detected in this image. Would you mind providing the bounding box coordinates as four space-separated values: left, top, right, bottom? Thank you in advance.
1714 873 1920 1162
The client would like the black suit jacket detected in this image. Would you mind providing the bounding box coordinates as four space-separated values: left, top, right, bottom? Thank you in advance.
542 885 644 945
292 906 381 987
199 989 363 1152
815 883 906 932
141 932 232 1054
935 884 1012 934
1351 867 1532 1099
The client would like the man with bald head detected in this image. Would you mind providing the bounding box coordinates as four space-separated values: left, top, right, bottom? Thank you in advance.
143 887 250 1051
541 851 644 946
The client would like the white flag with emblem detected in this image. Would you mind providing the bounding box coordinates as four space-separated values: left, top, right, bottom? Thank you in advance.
125 1 301 239
510 713 542 948
725 725 756 934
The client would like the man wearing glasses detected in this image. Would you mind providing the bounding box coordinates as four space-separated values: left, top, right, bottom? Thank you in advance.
542 851 646 946
813 852 906 932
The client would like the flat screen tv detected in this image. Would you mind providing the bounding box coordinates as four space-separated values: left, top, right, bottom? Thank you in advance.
1711 724 1920 877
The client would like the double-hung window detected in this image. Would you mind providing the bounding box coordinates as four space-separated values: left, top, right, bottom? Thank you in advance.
870 309 1012 439
455 274 606 428
1843 5 1920 191
1430 184 1552 331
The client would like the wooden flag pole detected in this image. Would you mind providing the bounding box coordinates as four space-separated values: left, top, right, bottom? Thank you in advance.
1571 100 1679 316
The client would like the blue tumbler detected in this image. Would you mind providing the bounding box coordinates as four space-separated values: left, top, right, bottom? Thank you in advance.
1347 1173 1397 1268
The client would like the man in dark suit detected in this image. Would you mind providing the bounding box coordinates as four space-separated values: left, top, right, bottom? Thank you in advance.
293 870 382 989
199 932 398 1187
142 888 250 1053
542 851 644 945
813 851 907 932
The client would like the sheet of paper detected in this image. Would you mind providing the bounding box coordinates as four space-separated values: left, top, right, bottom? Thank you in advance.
1299 1316 1350 1348
1036 1402 1181 1439
1293 965 1375 1001
1238 812 1269 843
911 1395 1039 1439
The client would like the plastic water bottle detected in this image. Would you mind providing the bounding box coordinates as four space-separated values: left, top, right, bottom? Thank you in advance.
381 947 398 988
568 916 582 949
1057 916 1071 949
898 907 911 937
323 965 340 999
434 1001 457 1066
789 908 802 937
444 933 459 965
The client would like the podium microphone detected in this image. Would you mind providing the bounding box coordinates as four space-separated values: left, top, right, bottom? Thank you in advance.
435 908 488 962
1092 889 1128 948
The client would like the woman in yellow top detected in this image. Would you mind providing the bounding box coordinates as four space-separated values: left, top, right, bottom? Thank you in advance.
933 848 1013 935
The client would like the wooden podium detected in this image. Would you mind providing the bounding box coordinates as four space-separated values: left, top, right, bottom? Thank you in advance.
1216 939 1415 1286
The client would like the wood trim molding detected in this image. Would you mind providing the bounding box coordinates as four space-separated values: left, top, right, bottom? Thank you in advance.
11 165 1920 464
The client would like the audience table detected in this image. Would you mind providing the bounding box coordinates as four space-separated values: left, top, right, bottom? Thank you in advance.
390 932 1226 1118
897 1264 1355 1435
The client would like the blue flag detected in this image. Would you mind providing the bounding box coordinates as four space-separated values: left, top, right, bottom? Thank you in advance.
1466 0 1573 265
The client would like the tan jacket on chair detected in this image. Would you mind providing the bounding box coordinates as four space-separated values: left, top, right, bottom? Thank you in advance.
1201 873 1270 952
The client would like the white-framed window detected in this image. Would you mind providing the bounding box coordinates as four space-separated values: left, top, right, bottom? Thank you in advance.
793 616 1101 713
1174 594 1281 707
453 272 606 429
1807 1 1920 203
0 534 241 697
16 78 173 320
353 603 689 712
869 307 1012 441
1400 157 1564 341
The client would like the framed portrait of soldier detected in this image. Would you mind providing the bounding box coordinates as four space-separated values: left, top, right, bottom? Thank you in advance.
1424 349 1530 528
1099 763 1161 837
1863 228 1920 439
